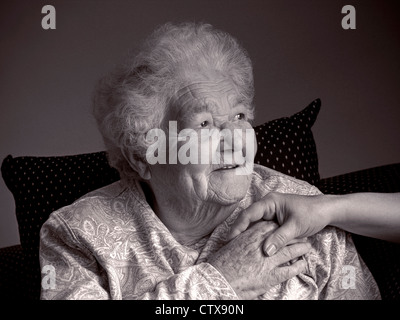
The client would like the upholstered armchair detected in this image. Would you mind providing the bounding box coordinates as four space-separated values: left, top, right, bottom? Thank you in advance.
1 99 399 300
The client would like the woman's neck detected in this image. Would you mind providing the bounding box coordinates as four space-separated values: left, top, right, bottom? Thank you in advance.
140 181 238 246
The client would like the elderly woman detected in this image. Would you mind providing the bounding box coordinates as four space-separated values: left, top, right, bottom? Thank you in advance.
39 22 380 300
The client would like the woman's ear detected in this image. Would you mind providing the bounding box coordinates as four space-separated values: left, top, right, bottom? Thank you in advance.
135 160 152 181
122 150 151 180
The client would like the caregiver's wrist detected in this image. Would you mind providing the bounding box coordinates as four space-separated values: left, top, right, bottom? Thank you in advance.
321 194 350 229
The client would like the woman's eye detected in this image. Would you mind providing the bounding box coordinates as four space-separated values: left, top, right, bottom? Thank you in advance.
200 120 209 128
234 113 246 121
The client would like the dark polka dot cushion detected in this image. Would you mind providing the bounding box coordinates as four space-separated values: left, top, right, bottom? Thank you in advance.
1 151 120 299
254 99 321 185
0 245 28 299
317 163 400 195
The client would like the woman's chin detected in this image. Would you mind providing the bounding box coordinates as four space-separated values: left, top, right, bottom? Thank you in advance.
206 174 251 205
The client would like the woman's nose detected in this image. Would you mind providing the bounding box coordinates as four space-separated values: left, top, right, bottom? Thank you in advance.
218 121 244 153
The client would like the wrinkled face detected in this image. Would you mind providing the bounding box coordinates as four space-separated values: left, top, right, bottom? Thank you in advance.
148 70 257 207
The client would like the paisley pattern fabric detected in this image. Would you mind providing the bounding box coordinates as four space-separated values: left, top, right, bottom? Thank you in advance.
39 165 380 300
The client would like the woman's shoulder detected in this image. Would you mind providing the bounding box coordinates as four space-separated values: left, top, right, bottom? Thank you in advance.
42 180 143 231
40 180 152 250
251 164 321 197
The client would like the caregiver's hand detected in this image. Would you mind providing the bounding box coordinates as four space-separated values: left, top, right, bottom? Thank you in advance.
227 192 400 257
227 192 330 257
208 220 311 300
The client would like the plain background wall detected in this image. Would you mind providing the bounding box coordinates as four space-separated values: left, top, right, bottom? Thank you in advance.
1 0 399 247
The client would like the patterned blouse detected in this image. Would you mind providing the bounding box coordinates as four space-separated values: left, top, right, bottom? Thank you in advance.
39 165 380 300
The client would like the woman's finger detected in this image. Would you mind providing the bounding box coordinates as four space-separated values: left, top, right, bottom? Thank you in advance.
287 237 308 245
267 259 308 287
269 242 311 266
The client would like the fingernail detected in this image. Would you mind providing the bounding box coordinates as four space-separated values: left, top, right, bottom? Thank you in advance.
266 244 276 257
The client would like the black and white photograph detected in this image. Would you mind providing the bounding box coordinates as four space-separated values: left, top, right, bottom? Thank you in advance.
0 0 399 305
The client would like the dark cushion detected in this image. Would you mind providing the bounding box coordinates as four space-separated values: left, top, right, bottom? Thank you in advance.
1 151 120 299
0 244 28 299
317 163 400 195
254 99 321 185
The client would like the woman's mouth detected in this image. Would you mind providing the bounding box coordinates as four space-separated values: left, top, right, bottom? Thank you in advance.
215 164 240 171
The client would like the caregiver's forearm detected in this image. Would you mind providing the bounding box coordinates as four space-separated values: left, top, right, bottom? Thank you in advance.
328 192 400 242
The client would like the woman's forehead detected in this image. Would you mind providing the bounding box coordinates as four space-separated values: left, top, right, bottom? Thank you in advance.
172 77 242 111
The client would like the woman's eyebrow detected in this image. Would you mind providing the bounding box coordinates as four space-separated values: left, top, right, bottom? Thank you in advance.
177 103 211 124
177 97 250 123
